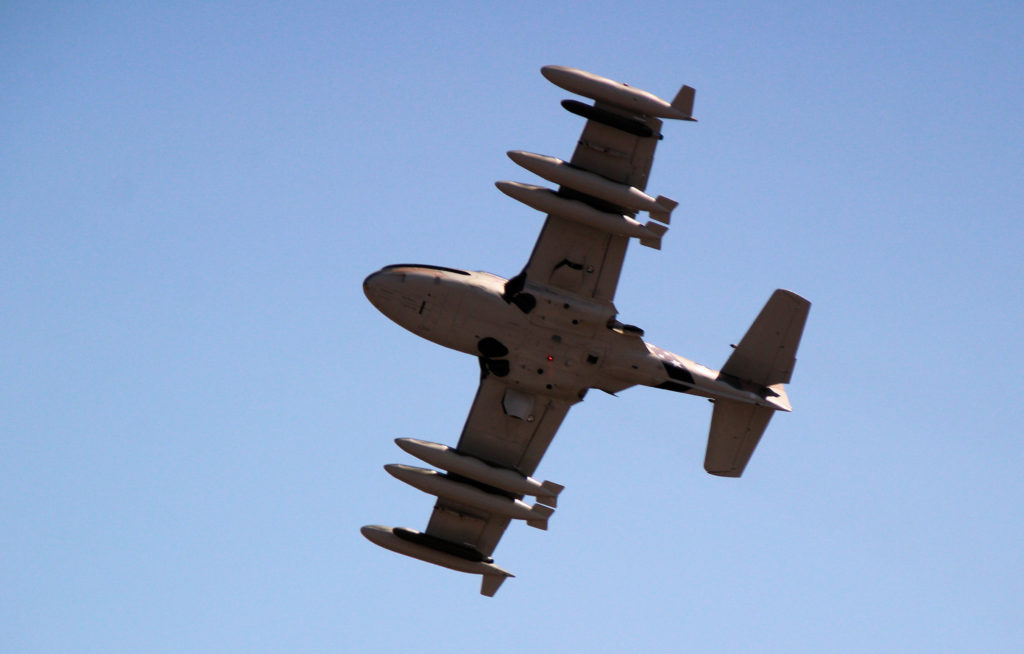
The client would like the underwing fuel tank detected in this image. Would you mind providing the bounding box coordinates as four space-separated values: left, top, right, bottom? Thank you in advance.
507 150 677 224
360 525 514 596
495 181 667 249
385 464 555 530
395 438 564 507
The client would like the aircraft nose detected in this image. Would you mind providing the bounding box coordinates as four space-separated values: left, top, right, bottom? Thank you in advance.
363 269 395 304
363 270 382 298
363 268 409 317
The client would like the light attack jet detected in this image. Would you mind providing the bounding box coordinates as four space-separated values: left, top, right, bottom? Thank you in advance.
361 66 810 596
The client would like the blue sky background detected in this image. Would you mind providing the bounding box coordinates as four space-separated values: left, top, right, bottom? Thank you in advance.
2 2 1022 652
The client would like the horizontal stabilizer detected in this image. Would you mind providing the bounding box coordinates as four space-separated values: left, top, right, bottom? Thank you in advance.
721 289 810 386
704 398 774 477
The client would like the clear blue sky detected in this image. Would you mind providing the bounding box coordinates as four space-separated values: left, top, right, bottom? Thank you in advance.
3 2 1022 652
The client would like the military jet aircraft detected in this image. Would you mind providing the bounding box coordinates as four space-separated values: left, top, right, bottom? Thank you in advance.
362 66 810 596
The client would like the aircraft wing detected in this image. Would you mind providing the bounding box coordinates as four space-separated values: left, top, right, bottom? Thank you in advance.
513 98 672 306
422 374 574 557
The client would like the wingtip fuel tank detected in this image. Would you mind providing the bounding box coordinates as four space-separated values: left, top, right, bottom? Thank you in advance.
541 65 696 121
360 525 514 596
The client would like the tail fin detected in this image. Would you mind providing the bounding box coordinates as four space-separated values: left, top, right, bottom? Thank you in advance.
704 399 774 477
721 289 810 387
526 503 555 530
672 85 697 122
538 480 564 508
640 221 668 249
651 195 677 224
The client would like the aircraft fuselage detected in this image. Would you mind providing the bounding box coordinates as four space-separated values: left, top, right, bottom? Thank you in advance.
363 264 786 411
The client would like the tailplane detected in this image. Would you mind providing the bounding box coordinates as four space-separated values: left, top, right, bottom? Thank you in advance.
704 399 774 477
706 289 810 477
721 289 810 386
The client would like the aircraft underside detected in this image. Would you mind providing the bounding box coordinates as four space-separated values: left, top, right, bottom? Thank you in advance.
361 66 810 596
